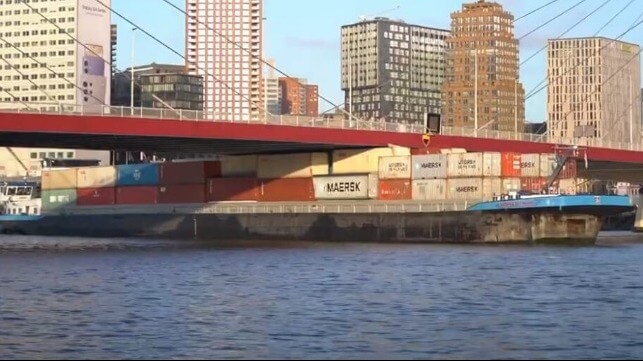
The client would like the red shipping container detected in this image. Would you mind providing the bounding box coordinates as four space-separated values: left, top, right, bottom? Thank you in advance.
76 187 116 206
501 153 522 177
116 186 159 205
159 161 221 185
379 179 412 200
158 184 207 204
411 148 443 155
258 178 315 202
207 178 259 202
521 178 547 194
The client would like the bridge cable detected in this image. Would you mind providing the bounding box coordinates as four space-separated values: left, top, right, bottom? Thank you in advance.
518 0 589 41
0 55 60 105
514 0 564 22
0 86 35 110
521 0 615 66
92 0 272 118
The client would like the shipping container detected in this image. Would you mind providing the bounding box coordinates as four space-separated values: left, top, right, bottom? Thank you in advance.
368 173 379 199
160 161 221 185
483 178 503 198
158 184 207 204
379 156 411 180
411 154 448 180
77 166 117 189
116 163 160 186
412 179 447 201
116 186 158 205
540 154 578 179
483 152 502 177
332 147 410 175
521 178 547 194
378 179 412 200
520 154 540 178
41 189 77 210
313 175 370 200
558 178 577 195
220 155 257 177
501 153 521 178
411 148 442 155
447 153 483 178
76 187 116 206
42 169 77 190
502 178 522 193
447 178 484 200
257 153 328 179
258 178 315 202
207 178 259 202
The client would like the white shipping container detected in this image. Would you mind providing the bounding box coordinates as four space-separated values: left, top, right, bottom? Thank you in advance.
412 179 447 201
77 166 117 188
332 147 409 174
447 178 484 200
483 152 502 177
559 178 577 195
502 178 522 193
540 153 555 177
313 175 370 200
379 156 411 180
220 155 257 177
42 169 78 190
257 153 328 179
411 154 448 180
483 178 502 199
447 153 483 178
521 154 541 177
368 173 379 199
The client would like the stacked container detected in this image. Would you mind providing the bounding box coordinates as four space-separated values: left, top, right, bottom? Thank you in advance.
256 153 326 202
76 166 117 206
115 163 161 205
446 152 516 201
41 169 78 211
411 154 448 201
157 161 220 204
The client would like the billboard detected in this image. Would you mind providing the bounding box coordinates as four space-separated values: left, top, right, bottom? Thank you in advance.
77 0 111 112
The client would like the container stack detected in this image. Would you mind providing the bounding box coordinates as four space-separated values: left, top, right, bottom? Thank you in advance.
76 166 117 206
115 163 161 205
41 168 78 211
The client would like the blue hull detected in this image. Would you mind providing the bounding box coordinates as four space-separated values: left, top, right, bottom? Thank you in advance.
467 195 635 215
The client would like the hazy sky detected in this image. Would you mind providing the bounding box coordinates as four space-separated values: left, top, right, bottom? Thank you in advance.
112 0 643 123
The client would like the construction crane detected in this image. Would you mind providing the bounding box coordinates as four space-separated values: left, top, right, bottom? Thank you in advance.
358 5 401 22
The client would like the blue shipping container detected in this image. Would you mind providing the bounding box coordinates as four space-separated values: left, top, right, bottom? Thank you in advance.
116 164 160 186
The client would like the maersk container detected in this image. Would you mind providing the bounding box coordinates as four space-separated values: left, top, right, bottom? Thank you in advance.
483 152 502 177
412 179 447 201
411 154 448 180
42 169 77 190
447 153 483 178
257 153 328 179
41 189 77 211
501 153 521 178
379 156 411 180
313 175 370 200
520 154 541 178
116 163 160 186
220 155 257 177
447 178 484 200
77 166 117 189
502 178 522 193
332 147 410 175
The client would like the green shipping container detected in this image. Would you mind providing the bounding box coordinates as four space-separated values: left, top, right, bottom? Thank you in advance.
41 189 77 211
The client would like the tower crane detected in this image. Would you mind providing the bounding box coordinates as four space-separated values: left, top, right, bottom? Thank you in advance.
358 5 401 22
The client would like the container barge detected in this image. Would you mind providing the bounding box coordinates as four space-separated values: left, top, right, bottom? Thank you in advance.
0 147 635 244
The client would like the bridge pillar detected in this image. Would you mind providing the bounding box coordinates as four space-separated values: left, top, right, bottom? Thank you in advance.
634 194 643 232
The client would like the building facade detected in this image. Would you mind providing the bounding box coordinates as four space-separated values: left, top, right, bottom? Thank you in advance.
263 59 281 115
341 18 449 125
442 0 525 133
547 38 641 146
0 0 113 177
141 73 203 111
112 63 187 108
185 0 263 121
279 77 318 116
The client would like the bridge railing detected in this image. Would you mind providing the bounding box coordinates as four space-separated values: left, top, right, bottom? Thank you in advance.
0 101 641 151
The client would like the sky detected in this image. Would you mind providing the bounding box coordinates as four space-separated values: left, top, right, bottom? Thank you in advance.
112 0 643 123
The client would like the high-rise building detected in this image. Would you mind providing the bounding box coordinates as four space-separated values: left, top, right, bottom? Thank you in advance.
263 59 281 115
279 78 318 116
547 38 641 146
442 0 525 133
0 0 113 176
111 24 118 78
341 18 449 125
186 0 263 121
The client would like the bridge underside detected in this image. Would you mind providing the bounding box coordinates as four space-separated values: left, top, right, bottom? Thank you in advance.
0 132 349 155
